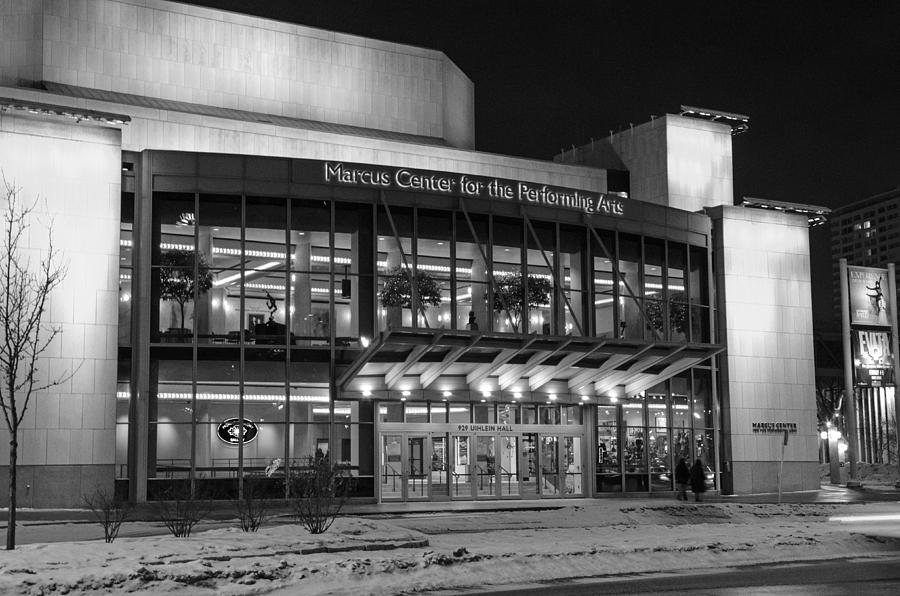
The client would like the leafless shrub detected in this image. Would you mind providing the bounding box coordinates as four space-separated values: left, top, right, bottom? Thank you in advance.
235 476 270 532
83 486 131 543
290 453 354 534
155 482 212 538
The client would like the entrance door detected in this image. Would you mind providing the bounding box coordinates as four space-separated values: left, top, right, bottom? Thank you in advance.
431 435 449 499
499 435 519 497
562 436 583 495
541 435 561 496
406 435 429 500
520 433 539 497
475 435 496 498
450 435 472 498
381 434 403 501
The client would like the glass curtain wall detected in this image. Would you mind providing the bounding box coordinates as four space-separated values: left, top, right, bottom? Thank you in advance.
456 212 490 331
595 369 716 493
145 193 376 499
492 217 525 333
525 220 555 335
591 229 616 338
128 183 716 498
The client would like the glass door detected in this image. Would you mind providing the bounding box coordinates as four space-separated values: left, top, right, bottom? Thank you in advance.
520 433 539 497
475 435 496 498
562 436 583 495
540 435 560 496
381 434 403 501
499 435 519 497
406 435 429 500
431 434 449 499
450 435 472 499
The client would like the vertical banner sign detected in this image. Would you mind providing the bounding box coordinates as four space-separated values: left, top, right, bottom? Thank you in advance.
852 329 894 387
847 265 895 388
848 266 891 326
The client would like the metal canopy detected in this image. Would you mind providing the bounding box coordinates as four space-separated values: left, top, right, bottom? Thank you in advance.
338 328 724 396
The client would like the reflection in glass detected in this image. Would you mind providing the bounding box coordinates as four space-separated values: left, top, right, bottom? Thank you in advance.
452 435 471 497
500 436 519 496
381 434 403 500
618 234 642 340
431 435 449 497
456 212 490 331
520 433 539 496
407 436 428 499
474 403 495 424
563 436 582 495
475 436 496 497
540 435 560 495
643 238 665 341
668 243 688 342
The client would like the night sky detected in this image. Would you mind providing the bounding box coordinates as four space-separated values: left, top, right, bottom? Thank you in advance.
182 1 900 324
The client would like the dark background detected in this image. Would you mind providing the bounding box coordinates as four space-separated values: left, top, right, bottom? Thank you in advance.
181 1 900 326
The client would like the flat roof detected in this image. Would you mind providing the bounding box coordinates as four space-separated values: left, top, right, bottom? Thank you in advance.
39 81 449 148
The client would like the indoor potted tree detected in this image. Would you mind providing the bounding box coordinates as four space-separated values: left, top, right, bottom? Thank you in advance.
159 248 214 339
645 292 688 340
491 272 553 333
378 267 442 328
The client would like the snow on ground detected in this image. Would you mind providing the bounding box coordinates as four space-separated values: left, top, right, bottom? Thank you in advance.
4 499 900 595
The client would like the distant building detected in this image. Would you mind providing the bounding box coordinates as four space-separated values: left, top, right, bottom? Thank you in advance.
830 188 900 317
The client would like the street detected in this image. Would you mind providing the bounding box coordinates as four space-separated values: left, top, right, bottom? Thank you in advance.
449 555 900 595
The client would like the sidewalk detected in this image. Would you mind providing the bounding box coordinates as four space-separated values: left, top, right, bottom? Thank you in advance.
2 482 897 545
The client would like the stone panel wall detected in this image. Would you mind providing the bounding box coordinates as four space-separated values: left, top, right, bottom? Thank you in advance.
1 0 475 146
711 205 819 493
0 110 121 505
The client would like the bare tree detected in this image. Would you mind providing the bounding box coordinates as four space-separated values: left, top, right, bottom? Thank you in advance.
816 376 843 428
0 178 68 550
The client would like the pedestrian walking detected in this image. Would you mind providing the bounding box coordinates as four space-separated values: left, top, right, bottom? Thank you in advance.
690 459 707 502
674 458 690 501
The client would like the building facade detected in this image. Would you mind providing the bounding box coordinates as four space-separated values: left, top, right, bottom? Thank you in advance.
830 188 900 318
1 0 819 506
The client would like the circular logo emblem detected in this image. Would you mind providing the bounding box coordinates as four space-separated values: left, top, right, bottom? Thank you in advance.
216 418 259 445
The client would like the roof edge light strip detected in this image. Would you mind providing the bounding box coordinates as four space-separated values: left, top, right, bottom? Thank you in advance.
116 391 329 402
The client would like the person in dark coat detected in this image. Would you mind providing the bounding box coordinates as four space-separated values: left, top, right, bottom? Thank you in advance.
674 458 690 501
689 459 707 502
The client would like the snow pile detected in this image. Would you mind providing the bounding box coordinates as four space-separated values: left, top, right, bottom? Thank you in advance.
2 502 900 595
